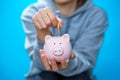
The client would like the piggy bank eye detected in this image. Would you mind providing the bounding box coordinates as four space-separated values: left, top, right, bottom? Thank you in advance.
53 43 56 45
59 43 62 45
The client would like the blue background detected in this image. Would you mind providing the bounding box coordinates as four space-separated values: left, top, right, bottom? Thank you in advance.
0 0 120 80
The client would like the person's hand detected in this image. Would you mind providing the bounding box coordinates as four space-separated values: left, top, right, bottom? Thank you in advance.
32 7 63 29
39 49 76 71
32 7 63 42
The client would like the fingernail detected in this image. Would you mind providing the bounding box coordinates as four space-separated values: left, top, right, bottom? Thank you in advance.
48 60 51 65
41 54 45 57
40 49 43 52
46 67 51 71
66 60 69 63
53 68 58 71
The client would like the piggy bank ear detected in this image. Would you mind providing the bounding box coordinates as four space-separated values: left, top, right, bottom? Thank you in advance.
62 34 70 41
45 35 52 42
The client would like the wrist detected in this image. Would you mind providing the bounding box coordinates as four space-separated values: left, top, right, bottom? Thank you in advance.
36 28 51 43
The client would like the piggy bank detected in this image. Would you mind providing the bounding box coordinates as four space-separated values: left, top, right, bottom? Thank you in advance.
43 34 72 62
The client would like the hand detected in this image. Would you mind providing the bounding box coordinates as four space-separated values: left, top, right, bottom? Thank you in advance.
39 50 76 71
32 7 63 29
32 7 63 42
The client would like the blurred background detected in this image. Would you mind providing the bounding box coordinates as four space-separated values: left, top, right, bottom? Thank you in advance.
0 0 120 80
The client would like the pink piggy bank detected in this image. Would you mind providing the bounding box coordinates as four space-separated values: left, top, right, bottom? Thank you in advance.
43 34 72 62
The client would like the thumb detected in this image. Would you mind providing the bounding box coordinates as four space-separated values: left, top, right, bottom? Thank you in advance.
39 49 45 57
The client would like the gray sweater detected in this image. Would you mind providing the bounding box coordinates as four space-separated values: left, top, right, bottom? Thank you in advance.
21 0 108 79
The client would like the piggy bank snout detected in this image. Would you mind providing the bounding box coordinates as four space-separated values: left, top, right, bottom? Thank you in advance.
53 47 64 56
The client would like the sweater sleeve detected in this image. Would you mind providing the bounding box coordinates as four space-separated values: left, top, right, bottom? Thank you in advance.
57 10 108 76
21 3 48 78
21 3 44 59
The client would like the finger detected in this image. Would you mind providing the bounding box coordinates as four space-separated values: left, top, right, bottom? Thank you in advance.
57 62 62 69
39 9 52 27
34 20 41 29
39 50 51 70
50 58 58 71
44 7 58 27
37 12 47 29
60 58 68 69
32 15 41 29
70 53 76 59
